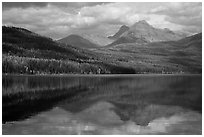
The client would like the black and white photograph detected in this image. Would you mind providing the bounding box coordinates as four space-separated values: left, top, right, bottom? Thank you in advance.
2 1 202 135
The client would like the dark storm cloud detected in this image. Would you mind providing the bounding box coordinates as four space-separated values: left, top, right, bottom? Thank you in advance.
2 2 110 11
2 2 49 10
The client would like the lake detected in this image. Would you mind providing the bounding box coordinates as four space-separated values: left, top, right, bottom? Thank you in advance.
2 74 202 135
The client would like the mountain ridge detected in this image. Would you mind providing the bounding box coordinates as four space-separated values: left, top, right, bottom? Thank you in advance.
58 34 98 49
107 20 187 47
108 25 129 39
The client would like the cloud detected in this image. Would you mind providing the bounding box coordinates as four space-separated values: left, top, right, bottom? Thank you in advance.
2 2 109 11
150 2 202 33
50 2 110 8
2 2 49 10
2 2 202 39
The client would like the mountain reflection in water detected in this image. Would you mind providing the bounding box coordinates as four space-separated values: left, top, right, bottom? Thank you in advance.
2 75 202 135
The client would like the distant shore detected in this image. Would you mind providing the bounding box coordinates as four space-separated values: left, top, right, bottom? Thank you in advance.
2 73 201 77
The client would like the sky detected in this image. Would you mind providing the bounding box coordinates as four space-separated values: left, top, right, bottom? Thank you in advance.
2 2 202 39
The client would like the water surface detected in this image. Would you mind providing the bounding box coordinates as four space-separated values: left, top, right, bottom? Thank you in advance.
2 74 202 135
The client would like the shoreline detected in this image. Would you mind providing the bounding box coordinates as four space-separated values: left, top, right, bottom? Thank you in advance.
2 73 202 77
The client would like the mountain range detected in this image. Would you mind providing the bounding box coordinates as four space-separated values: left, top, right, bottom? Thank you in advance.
58 20 187 48
107 20 186 47
2 20 202 74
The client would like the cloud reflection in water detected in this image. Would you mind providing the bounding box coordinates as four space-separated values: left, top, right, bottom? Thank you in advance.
3 101 201 135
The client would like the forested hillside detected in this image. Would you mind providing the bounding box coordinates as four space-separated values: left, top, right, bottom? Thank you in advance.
2 26 135 74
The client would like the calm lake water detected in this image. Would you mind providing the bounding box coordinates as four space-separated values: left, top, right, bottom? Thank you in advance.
2 74 202 135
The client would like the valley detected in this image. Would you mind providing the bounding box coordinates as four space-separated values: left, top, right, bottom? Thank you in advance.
2 20 202 74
